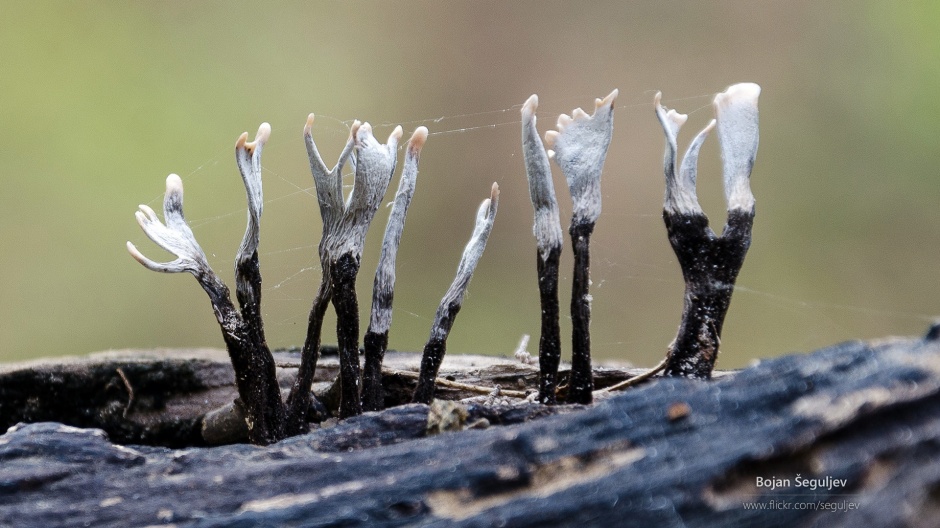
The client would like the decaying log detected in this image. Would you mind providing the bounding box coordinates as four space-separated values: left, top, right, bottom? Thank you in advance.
3 328 940 526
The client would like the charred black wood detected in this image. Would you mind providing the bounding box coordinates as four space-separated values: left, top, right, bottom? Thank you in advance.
5 334 940 527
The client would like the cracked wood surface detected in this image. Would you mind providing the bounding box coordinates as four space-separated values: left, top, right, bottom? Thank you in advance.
2 332 940 526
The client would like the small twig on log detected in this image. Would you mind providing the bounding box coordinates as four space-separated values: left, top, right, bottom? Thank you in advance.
391 369 528 399
363 127 428 412
653 83 761 379
545 89 618 404
595 357 668 393
115 368 134 419
412 183 500 404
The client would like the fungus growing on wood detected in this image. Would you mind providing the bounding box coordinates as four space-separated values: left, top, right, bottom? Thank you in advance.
412 183 499 404
362 127 428 412
520 94 563 404
128 124 286 445
521 89 618 404
289 117 403 419
654 83 761 379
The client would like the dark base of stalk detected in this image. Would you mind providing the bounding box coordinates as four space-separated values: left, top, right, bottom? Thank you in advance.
220 332 286 445
284 283 331 435
412 338 447 404
331 252 363 418
362 330 389 412
536 246 562 405
568 222 595 404
662 208 754 379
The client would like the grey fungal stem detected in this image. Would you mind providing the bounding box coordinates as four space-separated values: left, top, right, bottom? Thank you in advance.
521 94 563 404
331 122 401 418
287 117 401 422
412 183 499 405
127 168 285 445
234 123 271 338
654 83 760 379
286 115 359 433
362 127 428 412
545 89 618 404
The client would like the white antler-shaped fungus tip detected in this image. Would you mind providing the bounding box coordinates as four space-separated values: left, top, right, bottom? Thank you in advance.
352 121 373 146
714 82 760 212
349 120 361 141
304 114 315 135
246 122 271 150
166 173 184 194
236 132 249 149
408 126 428 152
547 89 618 226
125 241 150 267
597 88 618 109
490 181 500 203
522 94 538 120
389 125 404 145
714 82 761 112
543 130 559 153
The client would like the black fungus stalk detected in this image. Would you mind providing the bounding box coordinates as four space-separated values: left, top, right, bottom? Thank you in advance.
127 124 286 445
362 127 427 412
520 95 563 404
285 115 358 432
330 252 363 418
412 183 499 405
568 221 594 402
654 83 761 379
545 89 618 404
327 122 401 418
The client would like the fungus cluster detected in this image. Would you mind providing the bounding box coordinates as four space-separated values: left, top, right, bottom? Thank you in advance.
129 117 496 444
129 83 760 444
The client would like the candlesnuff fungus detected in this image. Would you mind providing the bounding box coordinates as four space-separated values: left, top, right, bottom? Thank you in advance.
654 83 761 379
542 89 618 404
412 183 499 404
284 115 359 432
520 94 563 404
362 126 428 412
128 124 286 445
130 116 435 442
127 83 759 446
293 116 404 420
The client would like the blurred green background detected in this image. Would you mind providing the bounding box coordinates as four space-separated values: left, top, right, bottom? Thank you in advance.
2 1 938 369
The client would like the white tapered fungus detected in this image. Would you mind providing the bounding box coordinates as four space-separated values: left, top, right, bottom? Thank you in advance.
127 124 285 445
545 89 618 404
654 83 761 379
520 94 564 404
362 126 428 411
412 183 500 404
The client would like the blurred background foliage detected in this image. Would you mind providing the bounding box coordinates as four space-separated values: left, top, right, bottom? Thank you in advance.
1 1 938 368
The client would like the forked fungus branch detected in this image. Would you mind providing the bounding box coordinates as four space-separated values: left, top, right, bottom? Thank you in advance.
128 82 760 444
128 124 285 445
654 83 761 379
